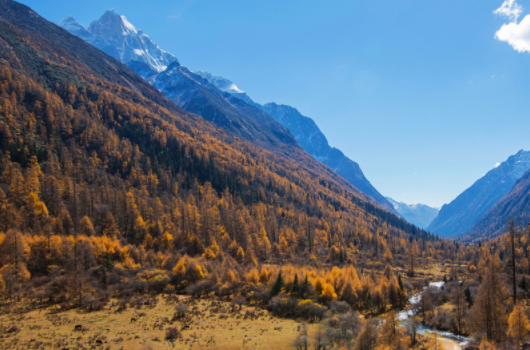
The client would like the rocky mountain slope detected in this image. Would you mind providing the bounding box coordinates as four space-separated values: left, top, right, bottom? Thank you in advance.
428 150 530 237
385 198 439 230
462 167 530 241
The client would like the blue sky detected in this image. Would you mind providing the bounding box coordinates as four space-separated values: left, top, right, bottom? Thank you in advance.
18 0 530 207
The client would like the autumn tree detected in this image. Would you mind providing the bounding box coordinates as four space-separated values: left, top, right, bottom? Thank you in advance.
408 241 419 277
508 220 517 304
355 319 378 350
378 311 406 350
471 257 510 342
452 283 467 335
507 305 530 342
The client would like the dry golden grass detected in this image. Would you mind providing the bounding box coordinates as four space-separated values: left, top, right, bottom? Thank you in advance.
0 296 318 350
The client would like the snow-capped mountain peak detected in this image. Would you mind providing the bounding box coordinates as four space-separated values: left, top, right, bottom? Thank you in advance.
98 9 138 36
58 9 180 79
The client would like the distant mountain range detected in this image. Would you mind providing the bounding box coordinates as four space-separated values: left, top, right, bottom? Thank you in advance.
428 150 530 238
58 10 396 214
385 198 439 230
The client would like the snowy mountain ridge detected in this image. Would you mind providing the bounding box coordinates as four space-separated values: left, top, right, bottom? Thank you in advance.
194 71 244 94
59 10 178 78
385 197 440 229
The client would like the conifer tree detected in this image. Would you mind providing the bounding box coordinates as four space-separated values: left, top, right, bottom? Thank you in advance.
519 276 528 292
465 286 473 307
271 271 284 296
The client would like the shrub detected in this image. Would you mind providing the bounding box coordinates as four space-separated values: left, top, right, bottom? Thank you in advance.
295 300 327 321
330 300 352 315
137 269 170 292
7 324 20 333
174 303 189 319
268 296 298 317
230 297 246 311
165 327 181 341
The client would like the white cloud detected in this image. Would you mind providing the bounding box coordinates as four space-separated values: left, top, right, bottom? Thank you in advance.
494 0 523 22
493 0 530 52
495 162 501 167
495 15 530 52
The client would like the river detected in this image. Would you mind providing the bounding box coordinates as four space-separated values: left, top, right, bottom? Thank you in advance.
397 281 471 350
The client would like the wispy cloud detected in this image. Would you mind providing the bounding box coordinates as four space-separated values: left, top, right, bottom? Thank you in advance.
494 0 530 53
169 13 181 20
494 0 523 21
495 162 501 168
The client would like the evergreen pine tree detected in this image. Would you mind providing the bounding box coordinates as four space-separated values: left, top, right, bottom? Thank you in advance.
519 276 528 292
465 286 473 307
271 271 284 296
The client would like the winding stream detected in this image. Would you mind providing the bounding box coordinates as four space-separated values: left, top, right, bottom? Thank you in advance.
397 281 470 350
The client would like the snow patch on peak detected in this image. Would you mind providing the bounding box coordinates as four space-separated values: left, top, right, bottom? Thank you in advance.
228 83 244 93
57 15 86 32
194 71 245 94
120 15 138 35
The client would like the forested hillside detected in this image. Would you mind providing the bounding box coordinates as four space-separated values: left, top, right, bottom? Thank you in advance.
0 0 444 298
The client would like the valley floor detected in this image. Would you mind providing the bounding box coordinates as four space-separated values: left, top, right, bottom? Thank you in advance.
0 296 318 350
